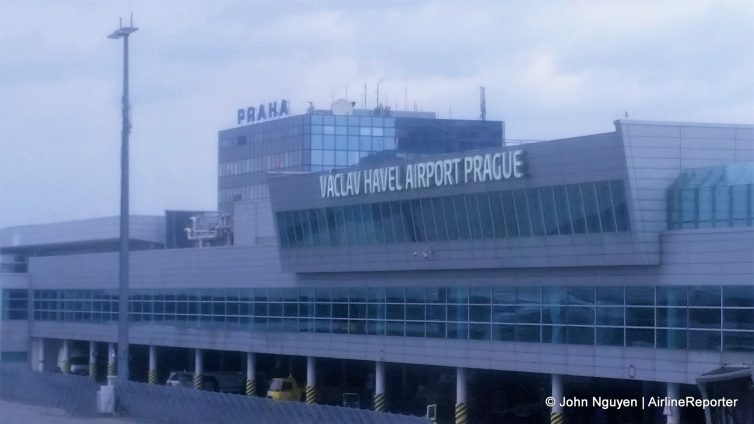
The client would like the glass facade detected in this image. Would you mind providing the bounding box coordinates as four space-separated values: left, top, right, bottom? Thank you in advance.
1 289 28 320
309 114 396 171
668 164 754 229
27 286 754 353
218 113 504 213
218 114 309 213
277 180 630 248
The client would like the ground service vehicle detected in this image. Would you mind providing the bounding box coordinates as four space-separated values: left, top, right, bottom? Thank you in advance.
266 377 304 401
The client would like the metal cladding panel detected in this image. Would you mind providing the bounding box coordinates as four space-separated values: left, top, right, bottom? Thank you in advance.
28 245 295 289
616 120 754 266
268 132 652 272
0 216 165 248
269 132 623 212
0 272 29 289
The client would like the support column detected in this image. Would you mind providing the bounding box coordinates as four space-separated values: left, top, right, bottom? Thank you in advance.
107 343 117 383
194 349 204 390
665 382 681 424
61 340 71 374
148 345 158 384
245 352 256 396
89 341 97 379
551 374 564 424
35 338 45 372
306 356 316 404
374 361 386 412
455 367 467 424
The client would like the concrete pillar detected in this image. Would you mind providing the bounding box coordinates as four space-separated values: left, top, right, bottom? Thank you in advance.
194 349 204 390
148 345 158 384
89 341 97 379
35 338 45 372
551 374 564 424
305 356 316 404
61 340 71 374
107 343 117 383
455 367 467 424
374 361 386 412
665 382 681 424
245 352 256 396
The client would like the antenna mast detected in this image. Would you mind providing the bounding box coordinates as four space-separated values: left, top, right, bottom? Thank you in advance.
479 86 487 121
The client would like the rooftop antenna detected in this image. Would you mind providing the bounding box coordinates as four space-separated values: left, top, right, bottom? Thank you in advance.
625 111 629 118
363 81 367 108
449 105 452 119
376 79 383 107
345 85 348 99
404 87 408 110
480 86 487 121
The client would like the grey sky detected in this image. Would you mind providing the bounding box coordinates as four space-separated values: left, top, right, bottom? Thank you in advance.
1 0 752 227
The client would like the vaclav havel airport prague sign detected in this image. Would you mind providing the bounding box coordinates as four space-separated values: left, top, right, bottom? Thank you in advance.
237 99 290 125
320 150 526 199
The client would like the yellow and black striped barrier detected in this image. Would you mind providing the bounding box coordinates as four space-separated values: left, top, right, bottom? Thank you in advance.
107 362 116 378
148 368 158 385
245 379 256 396
193 374 204 390
89 362 97 379
374 393 385 412
62 359 71 374
551 411 564 424
455 402 467 424
305 385 316 404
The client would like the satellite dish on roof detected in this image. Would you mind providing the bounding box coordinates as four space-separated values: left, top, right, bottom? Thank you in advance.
331 98 354 116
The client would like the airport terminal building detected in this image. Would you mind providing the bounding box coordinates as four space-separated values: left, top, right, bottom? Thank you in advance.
1 107 752 424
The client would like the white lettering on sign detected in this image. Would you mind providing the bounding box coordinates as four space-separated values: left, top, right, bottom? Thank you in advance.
319 150 526 199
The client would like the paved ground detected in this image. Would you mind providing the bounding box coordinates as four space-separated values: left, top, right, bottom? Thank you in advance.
0 399 142 424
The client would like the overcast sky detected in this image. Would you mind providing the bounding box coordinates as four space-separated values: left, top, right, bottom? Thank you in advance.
1 0 752 227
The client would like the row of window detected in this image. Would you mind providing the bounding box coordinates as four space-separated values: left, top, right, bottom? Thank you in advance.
311 134 397 153
668 184 753 229
1 289 28 320
278 180 630 249
22 286 754 352
310 115 395 128
312 125 396 137
219 150 304 177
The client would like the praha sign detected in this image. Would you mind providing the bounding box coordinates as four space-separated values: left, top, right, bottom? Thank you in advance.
319 150 526 199
237 99 290 125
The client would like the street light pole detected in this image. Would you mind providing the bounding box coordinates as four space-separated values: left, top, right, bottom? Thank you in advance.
108 17 137 385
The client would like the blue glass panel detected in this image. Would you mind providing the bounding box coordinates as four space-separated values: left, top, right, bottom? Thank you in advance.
723 332 754 352
581 183 601 233
688 330 720 351
431 197 448 241
527 189 546 236
657 308 687 328
596 181 616 232
513 190 532 236
596 328 624 346
567 184 587 233
454 196 471 240
553 185 572 234
723 286 754 307
626 328 654 348
465 194 484 239
443 197 460 240
476 193 495 239
501 191 519 237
